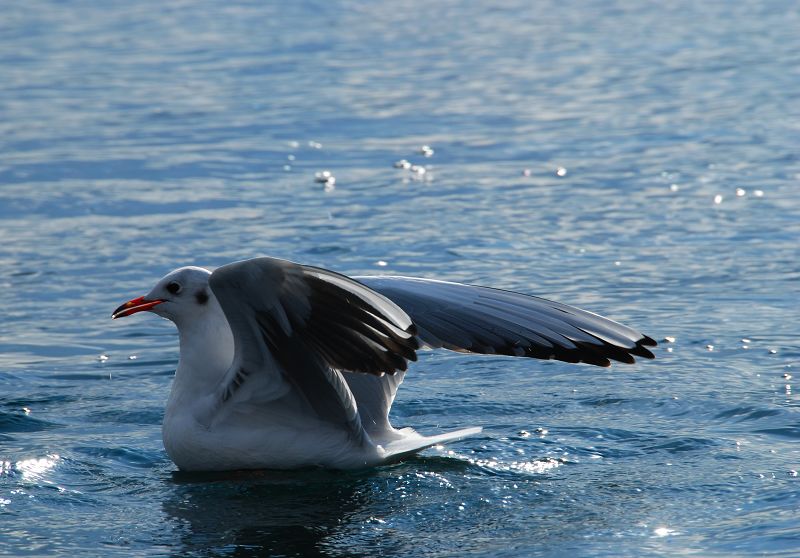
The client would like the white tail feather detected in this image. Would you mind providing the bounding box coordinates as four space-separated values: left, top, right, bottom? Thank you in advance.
380 426 483 462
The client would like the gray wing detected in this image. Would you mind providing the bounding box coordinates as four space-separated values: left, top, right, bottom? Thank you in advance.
208 258 419 440
356 276 656 367
342 370 406 437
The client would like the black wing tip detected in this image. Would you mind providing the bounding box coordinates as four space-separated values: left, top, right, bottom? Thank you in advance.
629 345 656 360
408 332 421 355
626 334 657 361
640 335 658 347
438 330 658 368
583 356 613 367
553 332 658 368
601 339 656 365
580 328 659 366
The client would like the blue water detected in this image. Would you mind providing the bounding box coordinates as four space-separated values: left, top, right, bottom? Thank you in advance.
2 0 799 556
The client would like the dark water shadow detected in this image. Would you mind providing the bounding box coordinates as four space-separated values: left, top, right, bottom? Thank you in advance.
160 454 483 557
162 468 389 557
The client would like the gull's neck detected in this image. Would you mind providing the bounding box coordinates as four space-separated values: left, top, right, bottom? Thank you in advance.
169 301 234 407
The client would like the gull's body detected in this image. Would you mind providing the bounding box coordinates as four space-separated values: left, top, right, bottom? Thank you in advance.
159 289 428 470
113 257 656 471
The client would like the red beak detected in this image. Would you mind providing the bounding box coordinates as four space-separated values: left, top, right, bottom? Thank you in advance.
112 296 164 319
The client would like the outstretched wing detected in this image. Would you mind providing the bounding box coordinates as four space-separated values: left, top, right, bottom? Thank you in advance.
208 258 419 441
356 276 656 367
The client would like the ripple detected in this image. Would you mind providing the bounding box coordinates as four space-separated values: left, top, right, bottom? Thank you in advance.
714 406 782 422
0 410 58 433
45 373 117 381
72 446 164 469
577 396 630 407
754 424 800 439
85 408 163 426
303 245 352 255
644 437 717 454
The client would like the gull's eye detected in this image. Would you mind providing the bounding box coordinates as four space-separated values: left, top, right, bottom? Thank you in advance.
166 281 182 295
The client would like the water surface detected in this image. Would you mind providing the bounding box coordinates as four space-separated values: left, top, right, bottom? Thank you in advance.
2 1 799 556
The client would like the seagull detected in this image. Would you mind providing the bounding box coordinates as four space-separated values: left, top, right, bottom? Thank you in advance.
112 256 656 471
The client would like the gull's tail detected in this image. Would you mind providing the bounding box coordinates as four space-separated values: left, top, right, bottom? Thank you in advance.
380 426 483 462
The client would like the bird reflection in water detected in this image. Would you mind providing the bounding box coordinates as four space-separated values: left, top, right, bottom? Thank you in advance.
163 468 382 557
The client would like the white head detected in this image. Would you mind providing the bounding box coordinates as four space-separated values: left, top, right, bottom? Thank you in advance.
112 266 215 327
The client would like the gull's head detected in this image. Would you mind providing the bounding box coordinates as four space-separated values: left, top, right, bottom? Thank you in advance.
112 266 214 326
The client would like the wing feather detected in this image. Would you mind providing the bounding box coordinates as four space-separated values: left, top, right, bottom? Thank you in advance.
356 276 656 367
208 258 419 441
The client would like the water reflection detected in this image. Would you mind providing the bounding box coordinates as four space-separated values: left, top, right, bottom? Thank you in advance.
15 454 61 482
163 469 377 557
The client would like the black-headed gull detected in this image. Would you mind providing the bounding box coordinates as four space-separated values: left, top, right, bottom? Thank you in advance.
112 257 656 471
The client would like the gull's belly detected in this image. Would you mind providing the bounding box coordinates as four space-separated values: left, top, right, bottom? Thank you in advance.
162 405 380 471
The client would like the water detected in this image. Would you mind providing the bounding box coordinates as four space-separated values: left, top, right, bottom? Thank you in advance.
2 0 799 555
